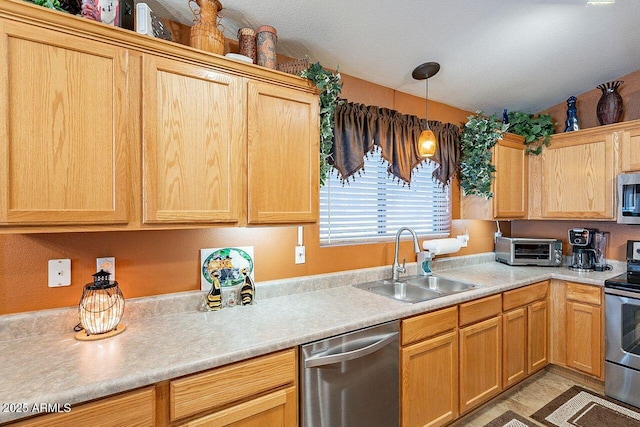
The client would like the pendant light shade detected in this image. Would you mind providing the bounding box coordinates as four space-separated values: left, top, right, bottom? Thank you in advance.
417 129 437 157
412 62 440 158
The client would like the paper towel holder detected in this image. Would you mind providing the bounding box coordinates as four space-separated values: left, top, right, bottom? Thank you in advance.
456 232 469 247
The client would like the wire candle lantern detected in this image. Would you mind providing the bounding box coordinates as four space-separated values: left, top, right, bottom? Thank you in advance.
75 270 126 341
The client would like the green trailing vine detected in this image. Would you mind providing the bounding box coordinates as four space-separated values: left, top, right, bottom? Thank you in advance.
300 62 343 186
459 111 509 199
24 0 64 12
507 111 556 155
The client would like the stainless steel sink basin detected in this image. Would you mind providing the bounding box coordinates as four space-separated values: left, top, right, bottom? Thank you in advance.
355 281 443 303
403 275 476 294
354 275 477 303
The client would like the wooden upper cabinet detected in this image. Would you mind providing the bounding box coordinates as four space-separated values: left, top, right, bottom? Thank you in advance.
460 133 527 220
539 128 618 219
247 80 319 224
0 19 129 225
141 55 244 224
493 134 528 218
620 124 640 172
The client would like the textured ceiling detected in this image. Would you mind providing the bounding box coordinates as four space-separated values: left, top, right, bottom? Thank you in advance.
147 0 640 115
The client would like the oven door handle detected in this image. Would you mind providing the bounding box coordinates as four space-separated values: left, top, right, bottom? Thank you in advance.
605 287 640 299
304 332 398 368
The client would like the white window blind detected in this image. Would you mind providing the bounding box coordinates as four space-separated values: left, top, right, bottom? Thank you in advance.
320 151 451 244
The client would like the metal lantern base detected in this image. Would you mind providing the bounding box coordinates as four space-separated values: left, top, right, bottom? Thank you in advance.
74 324 127 341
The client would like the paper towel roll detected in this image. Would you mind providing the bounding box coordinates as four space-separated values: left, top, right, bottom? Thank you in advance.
422 238 462 255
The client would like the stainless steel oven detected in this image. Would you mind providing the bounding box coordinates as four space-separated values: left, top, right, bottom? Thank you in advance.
605 275 640 408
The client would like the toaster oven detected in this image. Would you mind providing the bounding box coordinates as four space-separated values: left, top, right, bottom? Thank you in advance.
495 237 563 267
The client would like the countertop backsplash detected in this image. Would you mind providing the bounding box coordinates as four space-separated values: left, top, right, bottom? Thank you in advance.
0 252 495 342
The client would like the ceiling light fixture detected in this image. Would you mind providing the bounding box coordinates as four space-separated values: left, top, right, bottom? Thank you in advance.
412 62 440 158
586 1 615 5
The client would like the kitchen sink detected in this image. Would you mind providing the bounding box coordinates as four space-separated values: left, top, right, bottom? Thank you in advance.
354 275 478 303
403 275 476 294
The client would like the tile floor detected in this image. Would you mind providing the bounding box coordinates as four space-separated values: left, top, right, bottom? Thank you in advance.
450 369 603 426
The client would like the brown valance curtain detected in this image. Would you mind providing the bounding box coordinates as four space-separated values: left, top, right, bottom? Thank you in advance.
331 100 460 186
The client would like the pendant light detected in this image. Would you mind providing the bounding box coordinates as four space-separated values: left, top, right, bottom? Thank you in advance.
412 62 440 158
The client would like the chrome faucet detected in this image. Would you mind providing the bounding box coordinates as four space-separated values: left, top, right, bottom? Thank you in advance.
392 227 421 282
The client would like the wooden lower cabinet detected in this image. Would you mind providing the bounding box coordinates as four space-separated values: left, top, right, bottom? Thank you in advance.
401 307 458 427
502 307 527 388
169 349 297 426
459 315 502 414
179 386 297 427
552 281 604 380
566 300 602 378
502 282 549 389
8 387 156 427
528 300 549 374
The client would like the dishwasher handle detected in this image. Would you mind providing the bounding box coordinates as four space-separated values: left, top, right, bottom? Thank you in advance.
304 332 398 368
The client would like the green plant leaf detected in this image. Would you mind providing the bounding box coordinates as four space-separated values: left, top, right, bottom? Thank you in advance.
459 111 507 199
301 62 343 187
506 111 556 156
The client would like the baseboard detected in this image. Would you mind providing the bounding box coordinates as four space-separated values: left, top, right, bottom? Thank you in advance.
545 364 604 393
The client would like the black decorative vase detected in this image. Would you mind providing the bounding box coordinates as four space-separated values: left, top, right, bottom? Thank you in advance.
597 81 624 126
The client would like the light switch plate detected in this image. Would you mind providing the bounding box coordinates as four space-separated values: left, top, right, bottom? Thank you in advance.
97 257 116 279
48 259 71 287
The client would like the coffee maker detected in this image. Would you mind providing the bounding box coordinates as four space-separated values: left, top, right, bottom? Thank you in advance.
568 228 598 271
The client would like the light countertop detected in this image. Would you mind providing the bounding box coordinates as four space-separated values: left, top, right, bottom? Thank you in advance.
0 256 624 423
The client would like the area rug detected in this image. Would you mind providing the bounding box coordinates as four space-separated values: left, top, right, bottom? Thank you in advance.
484 410 539 427
531 385 640 426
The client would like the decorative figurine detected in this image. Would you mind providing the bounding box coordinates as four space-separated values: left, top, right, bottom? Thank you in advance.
205 269 222 311
240 268 255 305
502 109 509 125
564 96 579 132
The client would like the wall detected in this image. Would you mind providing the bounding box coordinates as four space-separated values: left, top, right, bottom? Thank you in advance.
511 220 637 263
0 65 491 315
543 69 640 132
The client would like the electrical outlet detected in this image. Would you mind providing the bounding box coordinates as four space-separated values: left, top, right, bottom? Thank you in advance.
48 259 71 287
295 246 306 264
97 256 115 279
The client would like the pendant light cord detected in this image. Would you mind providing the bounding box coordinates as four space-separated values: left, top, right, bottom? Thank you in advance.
425 78 430 131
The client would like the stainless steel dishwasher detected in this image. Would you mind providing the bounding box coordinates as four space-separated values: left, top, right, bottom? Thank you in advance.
300 320 399 427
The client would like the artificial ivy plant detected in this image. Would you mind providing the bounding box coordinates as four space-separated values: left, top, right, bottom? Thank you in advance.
300 62 343 186
459 111 509 199
24 0 64 11
507 111 555 155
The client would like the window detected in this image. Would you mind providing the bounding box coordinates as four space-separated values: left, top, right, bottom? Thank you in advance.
320 151 451 244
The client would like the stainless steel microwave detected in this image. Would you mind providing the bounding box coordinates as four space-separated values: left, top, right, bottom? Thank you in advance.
618 173 640 224
495 237 563 267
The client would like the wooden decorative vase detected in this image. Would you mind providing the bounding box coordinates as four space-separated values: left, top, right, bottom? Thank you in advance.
596 80 624 126
189 0 224 55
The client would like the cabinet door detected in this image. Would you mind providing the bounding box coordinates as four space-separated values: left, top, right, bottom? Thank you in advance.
459 316 502 414
401 330 458 427
620 127 640 172
180 386 297 427
527 300 549 374
142 55 243 224
460 133 526 220
10 387 155 427
493 135 528 218
247 81 319 224
0 20 129 225
566 301 602 378
540 131 616 219
502 308 526 389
